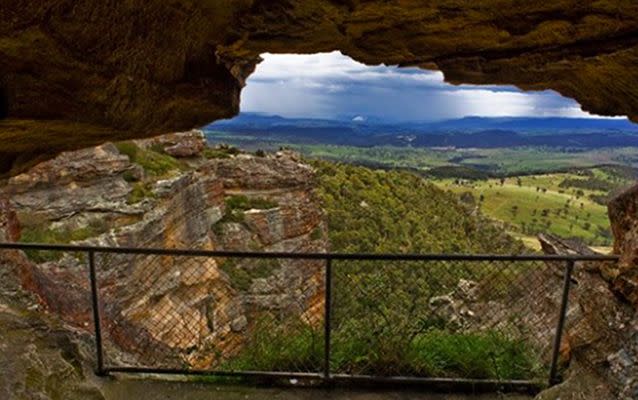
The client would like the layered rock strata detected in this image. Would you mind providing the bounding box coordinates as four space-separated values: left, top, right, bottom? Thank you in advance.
1 132 327 369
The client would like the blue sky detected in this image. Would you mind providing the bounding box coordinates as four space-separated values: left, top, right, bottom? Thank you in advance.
240 52 612 122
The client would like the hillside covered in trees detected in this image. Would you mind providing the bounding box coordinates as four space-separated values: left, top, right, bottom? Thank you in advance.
314 160 525 255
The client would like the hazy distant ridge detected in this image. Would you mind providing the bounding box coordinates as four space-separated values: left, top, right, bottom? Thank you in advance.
207 113 638 148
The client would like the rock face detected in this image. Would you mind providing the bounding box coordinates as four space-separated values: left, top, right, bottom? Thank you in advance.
0 200 105 399
535 234 638 400
608 183 638 306
2 1 638 175
135 130 207 158
1 135 327 369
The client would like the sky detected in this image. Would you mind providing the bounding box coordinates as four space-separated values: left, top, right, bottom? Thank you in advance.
240 51 612 122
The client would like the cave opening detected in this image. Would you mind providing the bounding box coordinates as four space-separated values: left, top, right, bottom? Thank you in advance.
206 51 638 252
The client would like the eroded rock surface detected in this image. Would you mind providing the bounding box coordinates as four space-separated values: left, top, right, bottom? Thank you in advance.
0 200 105 400
1 133 327 370
534 234 638 400
608 183 638 306
2 1 638 174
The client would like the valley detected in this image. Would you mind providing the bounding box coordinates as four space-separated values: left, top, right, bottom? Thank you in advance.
435 167 631 251
206 115 638 251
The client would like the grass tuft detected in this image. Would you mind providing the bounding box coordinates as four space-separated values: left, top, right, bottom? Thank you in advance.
115 141 185 177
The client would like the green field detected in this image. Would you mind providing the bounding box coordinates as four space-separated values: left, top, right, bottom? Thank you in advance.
205 133 637 249
432 166 635 250
205 132 638 176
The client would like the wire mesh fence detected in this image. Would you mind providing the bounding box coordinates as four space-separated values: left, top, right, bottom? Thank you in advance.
0 242 620 391
330 259 561 381
91 251 325 374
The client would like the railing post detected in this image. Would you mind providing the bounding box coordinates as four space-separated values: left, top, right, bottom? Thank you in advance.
548 259 574 386
323 257 333 381
88 250 106 376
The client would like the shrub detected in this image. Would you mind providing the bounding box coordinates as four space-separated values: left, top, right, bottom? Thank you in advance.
222 315 323 372
203 144 241 159
114 141 139 160
115 141 184 177
127 182 155 204
122 170 139 183
225 195 278 212
222 316 540 381
219 258 279 291
19 219 109 262
310 226 323 241
202 148 232 159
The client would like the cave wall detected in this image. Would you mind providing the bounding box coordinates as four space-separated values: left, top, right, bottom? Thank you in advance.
1 0 638 175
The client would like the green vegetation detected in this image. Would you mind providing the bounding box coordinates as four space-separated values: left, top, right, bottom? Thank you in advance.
316 162 535 379
334 329 538 379
225 315 537 380
122 170 140 183
433 165 633 248
114 141 185 177
202 144 241 159
225 195 278 212
314 160 523 254
309 226 323 241
19 219 108 262
224 162 541 380
219 259 279 292
204 132 638 176
222 316 323 372
214 195 279 227
127 182 155 204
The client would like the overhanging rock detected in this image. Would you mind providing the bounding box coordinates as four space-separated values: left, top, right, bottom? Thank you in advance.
1 1 638 175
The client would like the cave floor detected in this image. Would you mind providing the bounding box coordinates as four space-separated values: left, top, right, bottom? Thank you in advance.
96 376 533 400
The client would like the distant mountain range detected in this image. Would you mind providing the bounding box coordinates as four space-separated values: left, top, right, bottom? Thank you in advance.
205 113 638 148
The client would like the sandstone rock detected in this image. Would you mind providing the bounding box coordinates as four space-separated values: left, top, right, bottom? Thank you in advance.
4 143 139 224
230 316 248 332
0 238 105 400
202 153 316 191
1 139 328 370
428 280 479 330
2 2 638 175
608 183 638 306
534 234 638 400
0 196 19 241
136 130 206 158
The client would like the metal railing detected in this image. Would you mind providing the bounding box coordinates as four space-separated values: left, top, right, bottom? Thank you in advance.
0 242 619 392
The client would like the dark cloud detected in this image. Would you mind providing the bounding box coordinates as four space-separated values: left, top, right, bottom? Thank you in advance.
241 52 606 121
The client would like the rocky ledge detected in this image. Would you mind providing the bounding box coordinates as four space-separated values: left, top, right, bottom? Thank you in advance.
0 131 327 370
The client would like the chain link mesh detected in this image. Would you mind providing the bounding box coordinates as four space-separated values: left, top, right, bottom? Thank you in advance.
330 259 565 381
7 246 605 385
95 252 325 373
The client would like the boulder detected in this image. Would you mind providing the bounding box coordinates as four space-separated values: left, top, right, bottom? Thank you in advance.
136 131 207 158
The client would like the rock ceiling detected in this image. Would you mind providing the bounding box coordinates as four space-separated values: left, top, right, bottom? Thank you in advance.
1 0 637 175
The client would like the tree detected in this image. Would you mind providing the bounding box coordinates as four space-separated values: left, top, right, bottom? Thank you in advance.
510 205 519 218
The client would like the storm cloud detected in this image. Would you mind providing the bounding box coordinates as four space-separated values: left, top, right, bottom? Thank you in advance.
240 52 610 121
